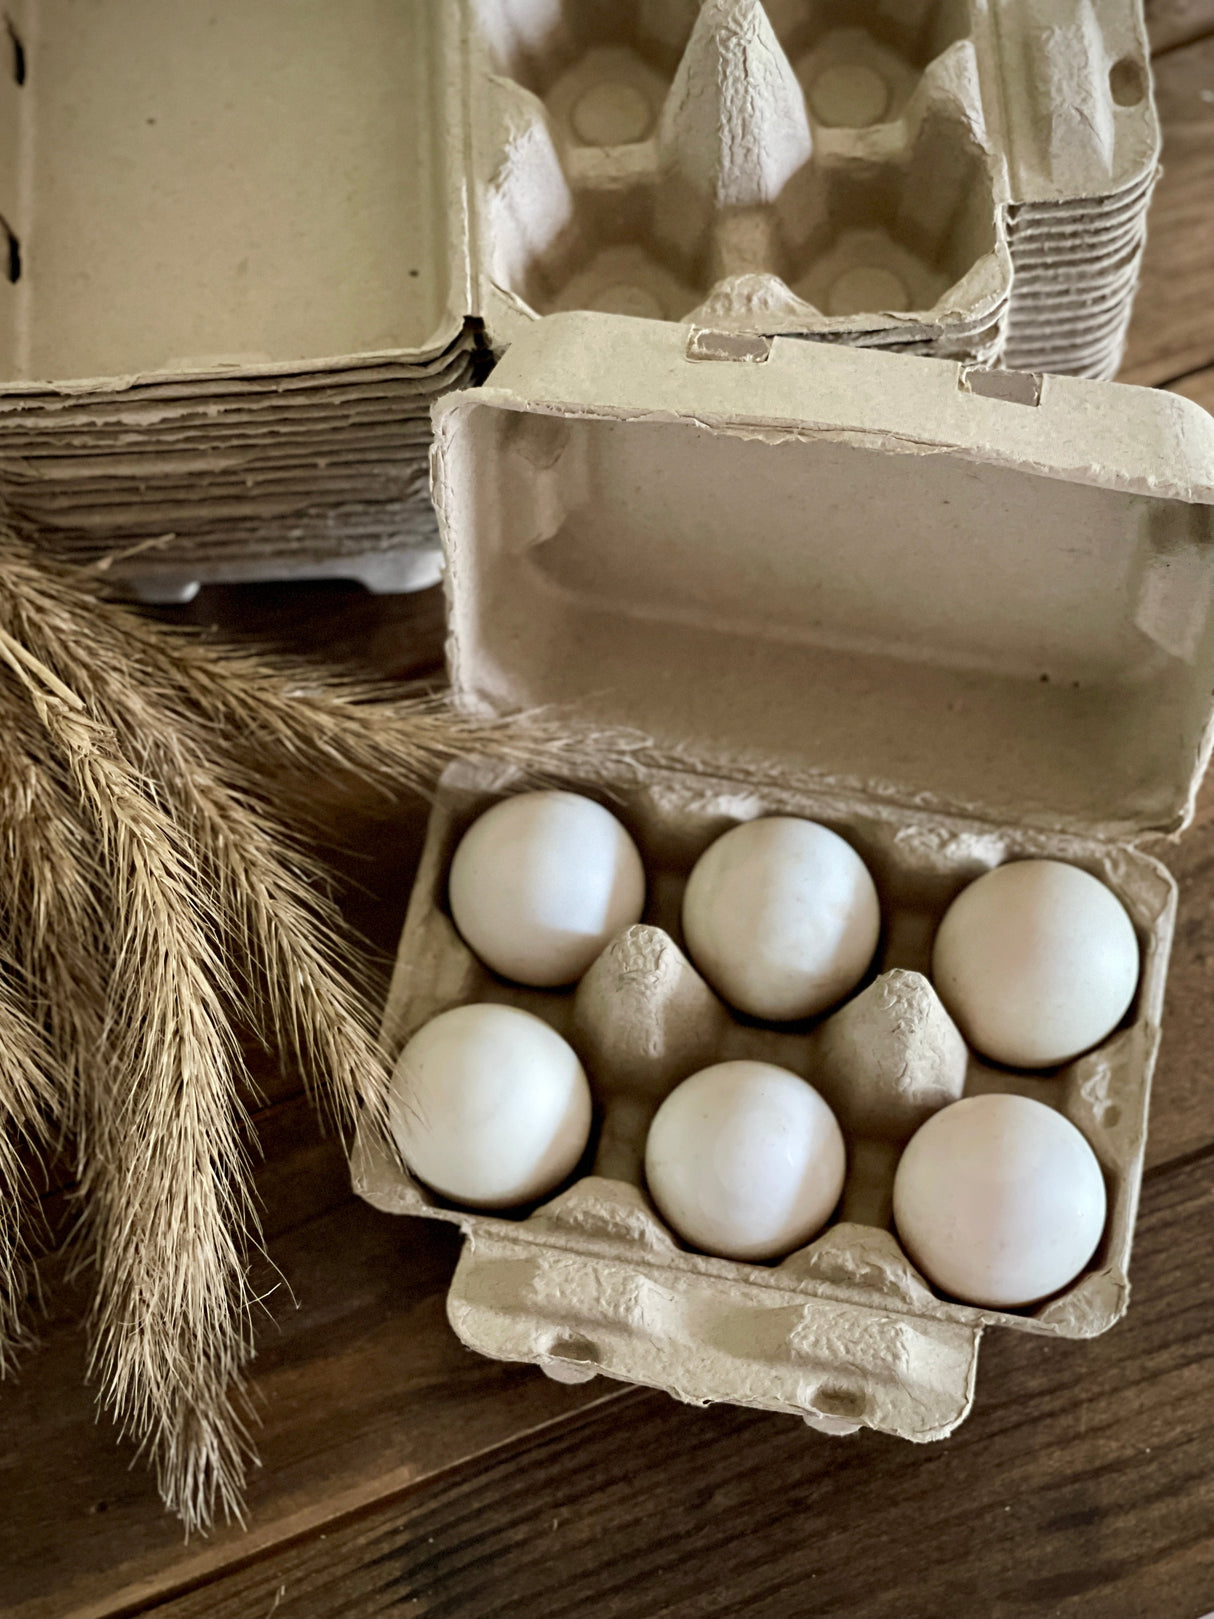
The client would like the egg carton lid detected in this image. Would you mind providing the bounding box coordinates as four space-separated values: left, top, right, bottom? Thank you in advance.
432 312 1214 844
0 0 471 395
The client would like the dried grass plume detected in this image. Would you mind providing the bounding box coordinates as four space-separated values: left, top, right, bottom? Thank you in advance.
0 523 642 1529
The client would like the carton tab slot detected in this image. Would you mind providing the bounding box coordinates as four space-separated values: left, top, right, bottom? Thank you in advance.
5 16 24 86
959 364 1041 406
1109 56 1146 108
1 215 19 283
686 328 771 363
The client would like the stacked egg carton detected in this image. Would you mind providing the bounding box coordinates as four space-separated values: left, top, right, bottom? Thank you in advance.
995 1 1160 378
353 314 1214 1440
0 0 473 602
465 0 1159 379
470 0 1014 364
0 347 476 602
0 0 1160 599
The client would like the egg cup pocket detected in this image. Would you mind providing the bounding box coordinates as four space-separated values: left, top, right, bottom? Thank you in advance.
353 750 1174 1436
471 0 1011 355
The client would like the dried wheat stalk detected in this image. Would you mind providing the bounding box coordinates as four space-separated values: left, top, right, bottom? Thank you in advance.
0 522 647 1528
0 962 55 1372
0 621 260 1526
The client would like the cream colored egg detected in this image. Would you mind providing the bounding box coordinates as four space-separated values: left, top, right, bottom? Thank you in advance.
644 1060 846 1261
932 859 1139 1068
389 1003 592 1209
449 791 646 987
681 818 880 1020
893 1093 1107 1308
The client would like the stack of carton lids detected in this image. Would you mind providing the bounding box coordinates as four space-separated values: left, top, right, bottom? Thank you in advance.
0 0 1161 598
0 0 471 600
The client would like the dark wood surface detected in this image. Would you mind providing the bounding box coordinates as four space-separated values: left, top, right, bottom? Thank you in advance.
2 13 1212 1619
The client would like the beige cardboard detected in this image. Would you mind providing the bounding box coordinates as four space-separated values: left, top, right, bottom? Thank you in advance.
468 0 1012 355
441 315 1214 839
354 312 1214 1441
0 0 466 385
0 0 1164 595
461 0 1159 377
0 0 472 591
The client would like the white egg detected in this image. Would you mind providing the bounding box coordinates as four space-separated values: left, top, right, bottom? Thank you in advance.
932 859 1140 1069
681 818 880 1020
892 1093 1107 1308
389 1003 593 1209
644 1060 846 1261
449 791 646 987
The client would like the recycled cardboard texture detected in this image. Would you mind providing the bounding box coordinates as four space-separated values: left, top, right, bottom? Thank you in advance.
353 313 1214 1440
465 0 1159 376
471 0 1011 357
0 0 460 380
0 0 1161 593
0 0 471 595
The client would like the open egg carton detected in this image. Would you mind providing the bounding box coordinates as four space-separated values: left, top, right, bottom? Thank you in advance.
352 313 1214 1440
0 0 474 602
466 0 1159 376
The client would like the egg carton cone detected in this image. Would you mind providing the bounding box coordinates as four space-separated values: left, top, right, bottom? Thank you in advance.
352 313 1214 1442
469 0 1013 355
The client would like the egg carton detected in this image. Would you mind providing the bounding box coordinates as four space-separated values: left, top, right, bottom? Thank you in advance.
469 0 1011 362
465 0 1159 378
0 0 472 595
0 0 1160 599
358 760 1177 1437
352 313 1214 1439
995 0 1158 376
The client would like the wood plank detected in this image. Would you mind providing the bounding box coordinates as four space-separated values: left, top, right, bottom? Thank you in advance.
1145 764 1214 1168
1146 0 1214 54
138 1150 1214 1619
1120 39 1214 386
1166 364 1214 412
0 1189 616 1619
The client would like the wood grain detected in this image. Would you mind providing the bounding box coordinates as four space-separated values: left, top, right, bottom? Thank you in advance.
2 1187 614 1619
1146 0 1214 53
1119 39 1214 386
1144 767 1214 1169
138 1150 1214 1619
1166 365 1214 412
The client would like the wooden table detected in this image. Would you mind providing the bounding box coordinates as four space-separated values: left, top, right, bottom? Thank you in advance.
4 9 1213 1616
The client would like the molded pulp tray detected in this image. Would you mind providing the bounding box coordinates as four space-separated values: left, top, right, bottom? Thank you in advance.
353 314 1214 1440
0 0 1160 594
